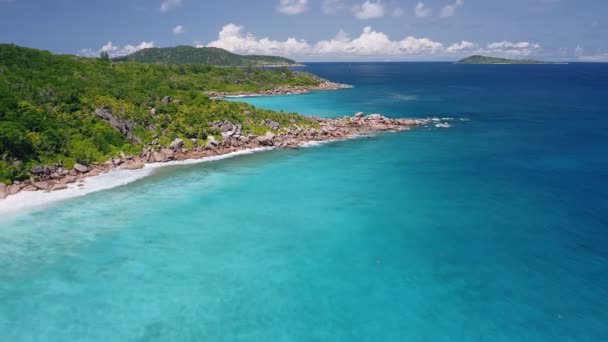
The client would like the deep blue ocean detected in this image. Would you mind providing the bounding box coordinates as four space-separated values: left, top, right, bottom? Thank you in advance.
1 62 607 341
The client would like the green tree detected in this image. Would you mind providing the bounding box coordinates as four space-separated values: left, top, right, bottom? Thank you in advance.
100 51 110 62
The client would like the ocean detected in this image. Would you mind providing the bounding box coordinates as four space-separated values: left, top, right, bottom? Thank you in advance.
0 62 607 341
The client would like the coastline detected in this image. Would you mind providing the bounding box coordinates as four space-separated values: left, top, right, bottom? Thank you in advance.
0 113 454 213
205 81 353 99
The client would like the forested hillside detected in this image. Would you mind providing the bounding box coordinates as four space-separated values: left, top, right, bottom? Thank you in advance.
114 46 297 66
0 44 322 183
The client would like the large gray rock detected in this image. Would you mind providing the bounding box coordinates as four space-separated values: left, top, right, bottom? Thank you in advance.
50 183 69 191
160 149 175 160
205 136 219 150
8 184 22 195
33 181 49 190
257 131 276 146
21 185 38 192
169 138 184 149
153 149 175 162
161 96 172 105
30 165 46 176
122 160 145 170
92 107 142 143
0 185 7 199
262 118 280 131
73 163 89 173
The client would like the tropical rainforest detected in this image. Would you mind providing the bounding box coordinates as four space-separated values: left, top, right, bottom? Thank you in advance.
0 44 321 183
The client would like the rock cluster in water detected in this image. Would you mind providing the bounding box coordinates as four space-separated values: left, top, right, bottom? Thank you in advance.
0 113 435 200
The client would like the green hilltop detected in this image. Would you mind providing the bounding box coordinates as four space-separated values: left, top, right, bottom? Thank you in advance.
114 46 298 66
0 44 322 183
456 55 560 64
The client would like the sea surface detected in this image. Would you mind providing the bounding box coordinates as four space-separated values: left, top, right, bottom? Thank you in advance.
1 62 607 341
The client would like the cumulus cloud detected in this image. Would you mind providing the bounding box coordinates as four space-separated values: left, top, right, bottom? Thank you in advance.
446 41 476 52
207 23 310 55
172 25 185 35
206 24 449 58
473 41 541 56
414 2 431 17
79 41 155 58
277 0 308 15
352 1 385 19
202 23 542 60
440 0 463 18
311 27 444 56
159 0 182 12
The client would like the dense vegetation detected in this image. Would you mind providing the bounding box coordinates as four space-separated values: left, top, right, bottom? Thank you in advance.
0 44 322 184
457 55 552 64
114 46 297 66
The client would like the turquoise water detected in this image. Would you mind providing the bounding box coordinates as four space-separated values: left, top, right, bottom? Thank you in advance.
1 63 608 341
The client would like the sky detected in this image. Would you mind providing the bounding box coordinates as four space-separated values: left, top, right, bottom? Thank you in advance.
0 0 607 62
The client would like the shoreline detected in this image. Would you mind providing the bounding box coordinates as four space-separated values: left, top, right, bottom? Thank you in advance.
0 113 457 215
0 147 274 218
205 81 353 99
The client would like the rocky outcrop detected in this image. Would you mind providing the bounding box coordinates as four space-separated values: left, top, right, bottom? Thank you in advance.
1 113 454 200
262 118 280 131
92 107 142 143
73 163 89 173
205 136 219 150
169 138 184 149
205 81 353 99
211 120 243 141
257 131 276 146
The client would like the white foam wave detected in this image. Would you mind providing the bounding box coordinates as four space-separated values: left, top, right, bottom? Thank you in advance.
0 147 274 219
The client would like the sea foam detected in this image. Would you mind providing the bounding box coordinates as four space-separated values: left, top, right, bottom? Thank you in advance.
0 147 273 219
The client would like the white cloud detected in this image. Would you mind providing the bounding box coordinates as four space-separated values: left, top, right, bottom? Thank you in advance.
277 0 308 15
314 27 444 55
352 1 385 19
172 25 185 35
206 24 450 58
414 2 431 17
159 0 182 12
80 41 155 58
322 0 346 14
575 45 584 56
478 40 541 56
392 7 404 17
207 23 310 55
447 41 476 52
202 23 543 60
440 0 463 18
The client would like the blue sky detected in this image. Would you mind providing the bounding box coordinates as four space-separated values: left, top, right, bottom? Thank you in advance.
0 0 607 61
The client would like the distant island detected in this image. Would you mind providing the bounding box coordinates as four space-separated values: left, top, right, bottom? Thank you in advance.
114 46 300 67
456 55 566 64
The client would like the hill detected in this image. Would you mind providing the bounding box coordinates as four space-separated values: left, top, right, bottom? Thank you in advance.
114 46 298 66
0 44 324 184
456 55 560 64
